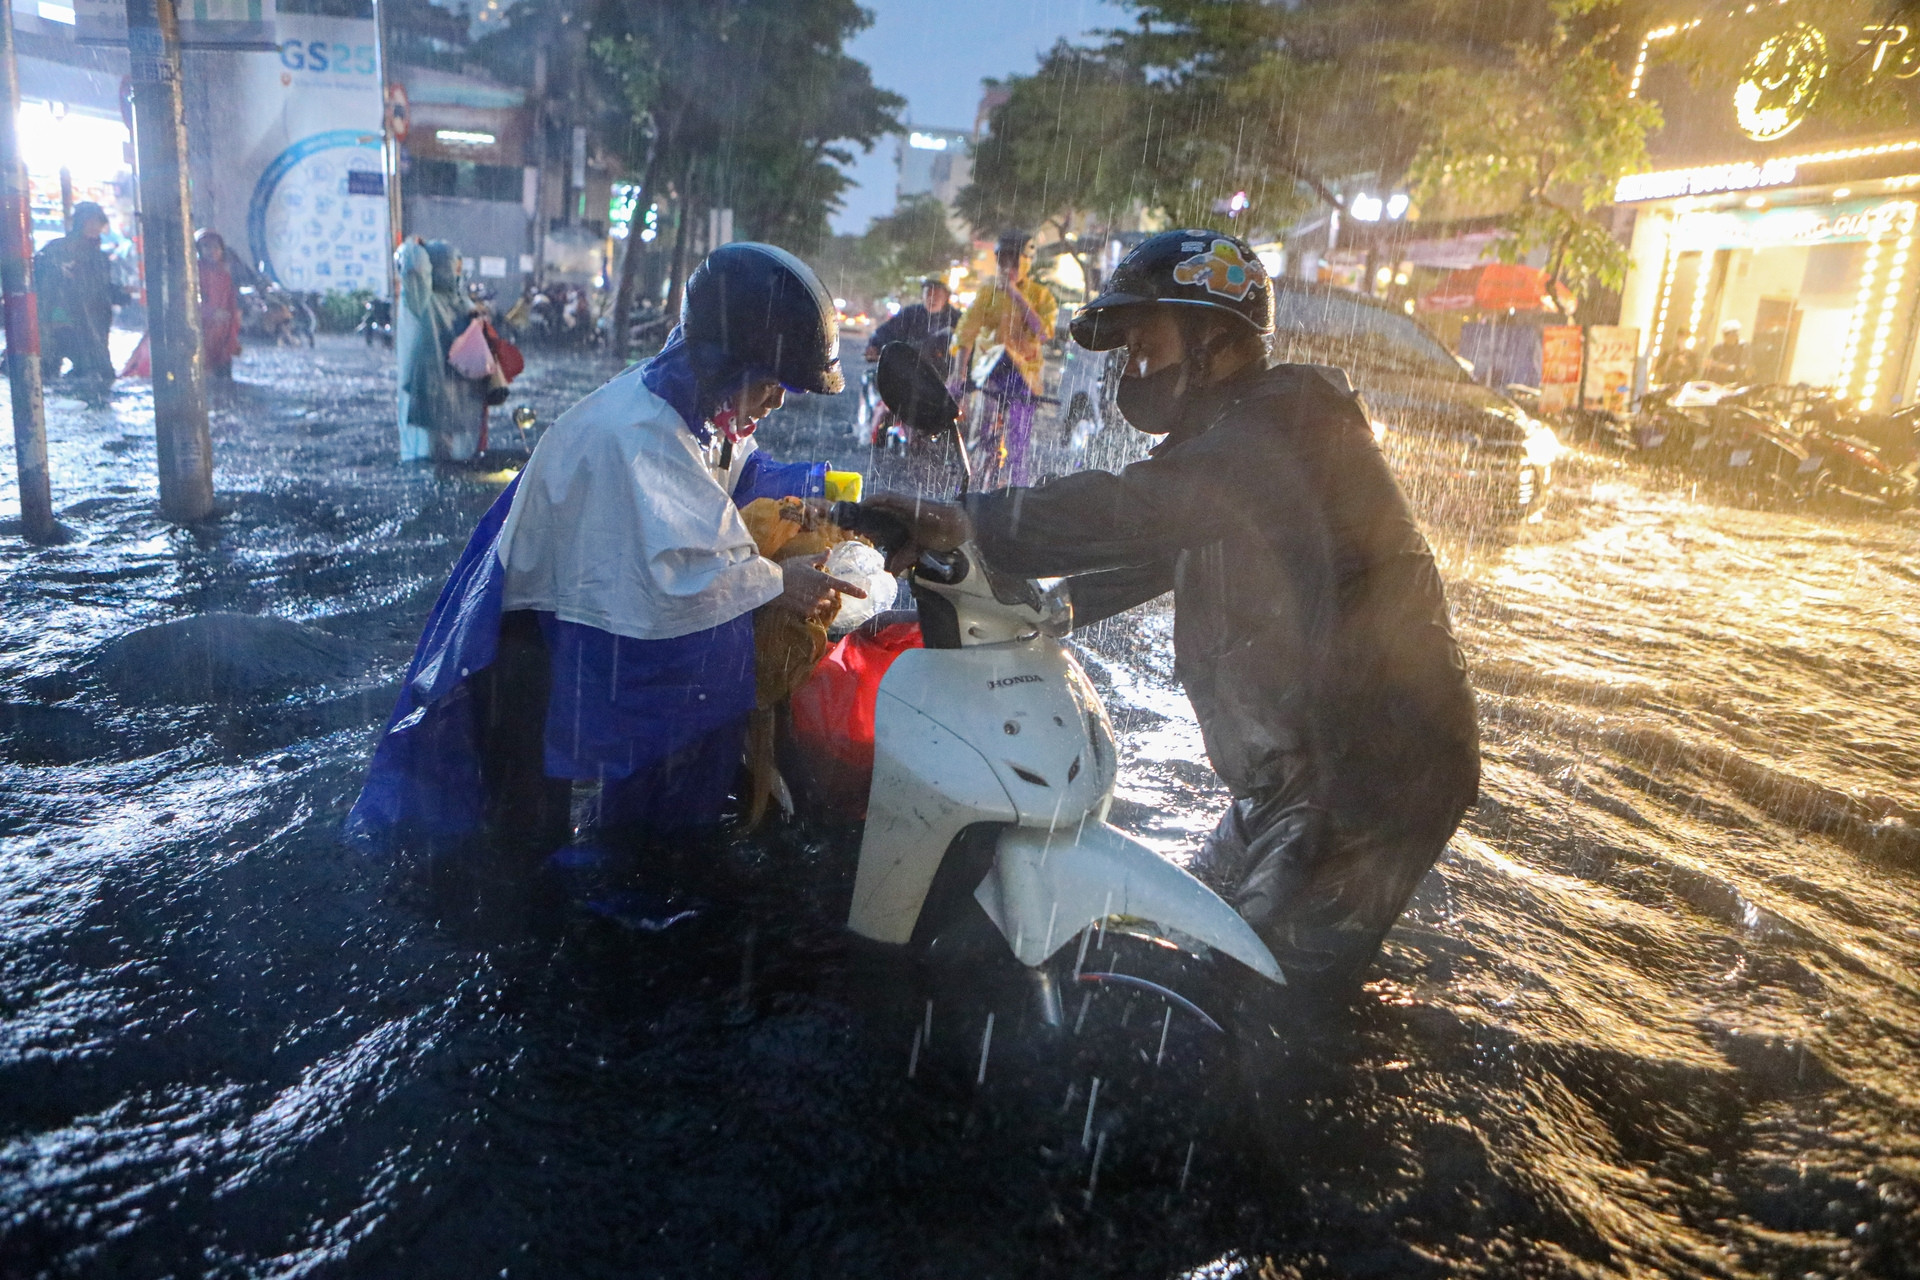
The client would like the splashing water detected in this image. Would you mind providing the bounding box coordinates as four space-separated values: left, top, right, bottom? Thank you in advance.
0 337 1916 1277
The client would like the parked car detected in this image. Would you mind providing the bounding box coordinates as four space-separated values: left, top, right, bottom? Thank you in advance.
1266 282 1558 523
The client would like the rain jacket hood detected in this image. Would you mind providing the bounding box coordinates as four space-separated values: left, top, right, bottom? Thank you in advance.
639 324 751 443
425 240 460 292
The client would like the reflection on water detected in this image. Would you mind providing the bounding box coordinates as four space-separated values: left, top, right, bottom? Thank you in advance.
1 340 1916 1277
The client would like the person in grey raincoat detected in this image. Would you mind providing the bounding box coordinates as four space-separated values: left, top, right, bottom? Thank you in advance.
870 229 1480 997
36 201 129 395
395 237 485 461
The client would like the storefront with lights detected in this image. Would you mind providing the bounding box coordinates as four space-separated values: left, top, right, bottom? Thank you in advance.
1615 13 1920 408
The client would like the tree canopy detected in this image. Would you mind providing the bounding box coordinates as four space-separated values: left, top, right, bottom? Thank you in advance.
475 0 903 254
953 0 1761 300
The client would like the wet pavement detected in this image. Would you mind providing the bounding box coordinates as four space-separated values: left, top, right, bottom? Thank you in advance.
2 335 1917 1278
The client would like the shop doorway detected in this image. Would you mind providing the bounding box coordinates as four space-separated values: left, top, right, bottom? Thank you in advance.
1750 296 1800 385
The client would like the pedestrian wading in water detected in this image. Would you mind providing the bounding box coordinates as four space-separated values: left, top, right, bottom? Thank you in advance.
394 237 488 462
36 200 129 399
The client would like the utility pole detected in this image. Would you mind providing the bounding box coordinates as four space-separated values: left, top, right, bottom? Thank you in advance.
126 0 213 523
372 0 401 301
0 5 56 543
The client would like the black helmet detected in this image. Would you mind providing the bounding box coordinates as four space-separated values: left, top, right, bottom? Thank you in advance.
682 242 844 395
70 201 110 233
1070 229 1274 351
996 229 1031 257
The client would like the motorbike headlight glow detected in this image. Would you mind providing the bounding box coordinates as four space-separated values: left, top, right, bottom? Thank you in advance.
1523 422 1563 469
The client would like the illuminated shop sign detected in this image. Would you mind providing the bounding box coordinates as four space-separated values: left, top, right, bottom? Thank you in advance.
1670 197 1917 251
1617 17 1920 201
1736 23 1829 142
1616 139 1920 203
1616 159 1799 202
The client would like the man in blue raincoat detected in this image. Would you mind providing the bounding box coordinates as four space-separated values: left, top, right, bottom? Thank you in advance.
346 243 860 860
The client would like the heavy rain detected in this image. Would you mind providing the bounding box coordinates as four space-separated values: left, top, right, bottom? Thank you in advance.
2 1 1918 1277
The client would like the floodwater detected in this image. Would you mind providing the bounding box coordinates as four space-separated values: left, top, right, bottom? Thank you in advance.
2 336 1917 1278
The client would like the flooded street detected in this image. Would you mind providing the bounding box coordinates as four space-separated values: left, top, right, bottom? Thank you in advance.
2 338 1918 1278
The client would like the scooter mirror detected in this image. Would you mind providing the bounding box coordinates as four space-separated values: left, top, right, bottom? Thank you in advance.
876 341 959 433
876 341 972 493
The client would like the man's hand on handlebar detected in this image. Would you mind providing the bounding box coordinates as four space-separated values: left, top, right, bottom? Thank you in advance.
863 491 973 574
863 345 881 362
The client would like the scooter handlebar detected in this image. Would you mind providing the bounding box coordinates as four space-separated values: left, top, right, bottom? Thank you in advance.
829 502 969 584
829 501 911 554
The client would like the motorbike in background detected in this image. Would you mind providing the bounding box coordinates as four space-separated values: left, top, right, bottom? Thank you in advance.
517 284 602 349
1773 390 1917 511
860 328 957 453
1630 382 1916 510
357 297 393 348
1632 382 1815 504
239 279 315 348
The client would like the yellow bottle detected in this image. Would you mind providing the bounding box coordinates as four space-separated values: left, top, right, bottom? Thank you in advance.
823 470 863 503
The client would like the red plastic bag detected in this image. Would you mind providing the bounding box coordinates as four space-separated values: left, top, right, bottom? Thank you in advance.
121 334 150 379
784 621 922 819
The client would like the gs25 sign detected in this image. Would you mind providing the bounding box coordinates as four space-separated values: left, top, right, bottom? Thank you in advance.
278 41 378 75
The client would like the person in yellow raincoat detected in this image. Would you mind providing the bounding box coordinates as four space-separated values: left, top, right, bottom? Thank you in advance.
952 230 1057 487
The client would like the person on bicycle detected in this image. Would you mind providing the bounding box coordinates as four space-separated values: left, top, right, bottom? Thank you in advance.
870 228 1480 998
952 230 1057 487
865 277 962 375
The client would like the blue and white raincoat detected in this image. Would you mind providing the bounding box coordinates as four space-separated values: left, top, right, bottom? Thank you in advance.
345 330 825 851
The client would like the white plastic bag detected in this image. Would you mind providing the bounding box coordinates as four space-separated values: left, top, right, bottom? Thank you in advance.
448 318 495 381
824 541 894 633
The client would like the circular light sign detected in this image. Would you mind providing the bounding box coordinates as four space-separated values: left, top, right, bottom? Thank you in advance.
1735 23 1828 142
247 130 390 294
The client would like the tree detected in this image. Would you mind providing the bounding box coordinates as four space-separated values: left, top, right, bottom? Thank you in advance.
612 0 901 347
961 0 1665 304
478 0 902 357
958 43 1151 272
1391 11 1661 302
863 194 966 289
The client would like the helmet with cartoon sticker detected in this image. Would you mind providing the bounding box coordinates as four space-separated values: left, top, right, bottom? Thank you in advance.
1070 228 1275 351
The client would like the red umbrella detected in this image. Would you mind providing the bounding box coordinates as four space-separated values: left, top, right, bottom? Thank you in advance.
1419 262 1570 313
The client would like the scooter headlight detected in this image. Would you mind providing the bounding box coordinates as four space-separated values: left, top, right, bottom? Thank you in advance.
1522 421 1563 469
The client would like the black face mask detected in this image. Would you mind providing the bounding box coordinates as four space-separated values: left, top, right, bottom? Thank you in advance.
1115 361 1190 434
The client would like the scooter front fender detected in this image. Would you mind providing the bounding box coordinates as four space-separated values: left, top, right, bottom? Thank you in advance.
976 823 1285 984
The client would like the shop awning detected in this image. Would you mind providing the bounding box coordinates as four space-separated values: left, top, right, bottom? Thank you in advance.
1419 262 1571 313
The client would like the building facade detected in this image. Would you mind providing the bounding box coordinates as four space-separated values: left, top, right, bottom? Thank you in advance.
894 125 970 210
1616 14 1920 407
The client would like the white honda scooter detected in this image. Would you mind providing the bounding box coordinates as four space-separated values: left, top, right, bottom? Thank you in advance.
824 346 1286 1027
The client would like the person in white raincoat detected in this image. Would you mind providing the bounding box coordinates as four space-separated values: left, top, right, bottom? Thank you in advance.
346 243 858 860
